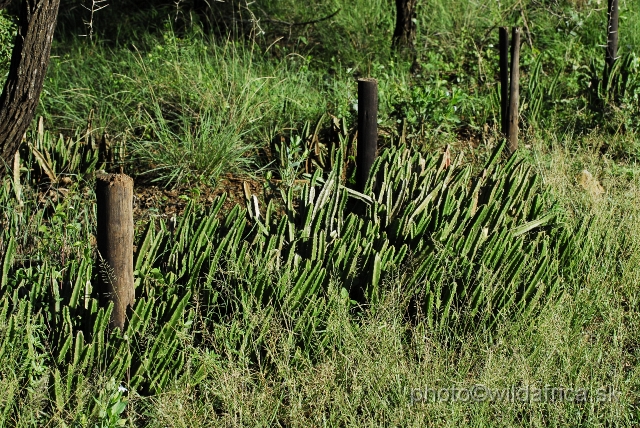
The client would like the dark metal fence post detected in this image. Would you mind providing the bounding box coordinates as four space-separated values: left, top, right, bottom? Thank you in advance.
499 27 510 137
606 0 619 69
356 78 378 193
507 27 521 154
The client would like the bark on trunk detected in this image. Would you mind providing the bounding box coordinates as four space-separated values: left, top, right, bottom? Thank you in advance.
0 0 60 173
393 0 417 50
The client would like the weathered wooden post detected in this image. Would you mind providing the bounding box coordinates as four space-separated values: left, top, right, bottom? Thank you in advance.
507 27 521 154
499 27 510 137
356 78 378 193
96 173 135 330
606 0 619 69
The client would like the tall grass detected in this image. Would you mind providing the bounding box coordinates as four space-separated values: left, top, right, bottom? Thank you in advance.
41 28 329 186
37 0 640 183
139 280 636 426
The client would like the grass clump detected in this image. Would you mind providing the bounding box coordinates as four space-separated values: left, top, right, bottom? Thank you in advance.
41 28 327 186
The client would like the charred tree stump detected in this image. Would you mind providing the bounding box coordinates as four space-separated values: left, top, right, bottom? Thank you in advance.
96 173 135 331
356 78 378 193
499 27 510 137
507 27 521 154
393 0 417 50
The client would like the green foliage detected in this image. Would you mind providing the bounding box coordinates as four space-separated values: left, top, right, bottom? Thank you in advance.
582 52 640 133
0 129 584 421
26 117 103 182
0 10 16 77
273 135 310 187
390 78 470 138
92 379 128 428
38 0 640 174
2 0 640 424
131 141 578 340
41 28 327 186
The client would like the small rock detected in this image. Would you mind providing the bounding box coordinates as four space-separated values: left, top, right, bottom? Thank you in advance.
578 169 604 198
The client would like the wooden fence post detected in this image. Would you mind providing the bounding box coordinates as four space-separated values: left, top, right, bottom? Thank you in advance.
499 27 510 137
96 173 135 330
356 78 378 193
507 27 521 154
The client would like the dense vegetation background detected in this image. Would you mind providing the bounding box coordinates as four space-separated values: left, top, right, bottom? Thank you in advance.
0 0 640 425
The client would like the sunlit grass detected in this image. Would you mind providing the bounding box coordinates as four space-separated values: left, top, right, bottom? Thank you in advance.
0 0 639 425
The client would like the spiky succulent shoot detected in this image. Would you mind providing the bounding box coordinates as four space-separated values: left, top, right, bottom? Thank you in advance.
0 141 584 421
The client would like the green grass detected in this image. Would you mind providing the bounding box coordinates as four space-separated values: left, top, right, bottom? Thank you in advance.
2 129 639 426
1 0 640 425
40 28 333 186
139 277 635 426
39 0 640 187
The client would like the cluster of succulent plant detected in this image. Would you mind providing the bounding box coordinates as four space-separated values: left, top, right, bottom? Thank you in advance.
0 127 585 421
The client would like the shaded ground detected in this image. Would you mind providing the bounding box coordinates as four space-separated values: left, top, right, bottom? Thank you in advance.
132 174 265 222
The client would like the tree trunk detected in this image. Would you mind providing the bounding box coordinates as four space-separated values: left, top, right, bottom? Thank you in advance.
393 0 417 50
193 0 211 33
0 0 60 174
